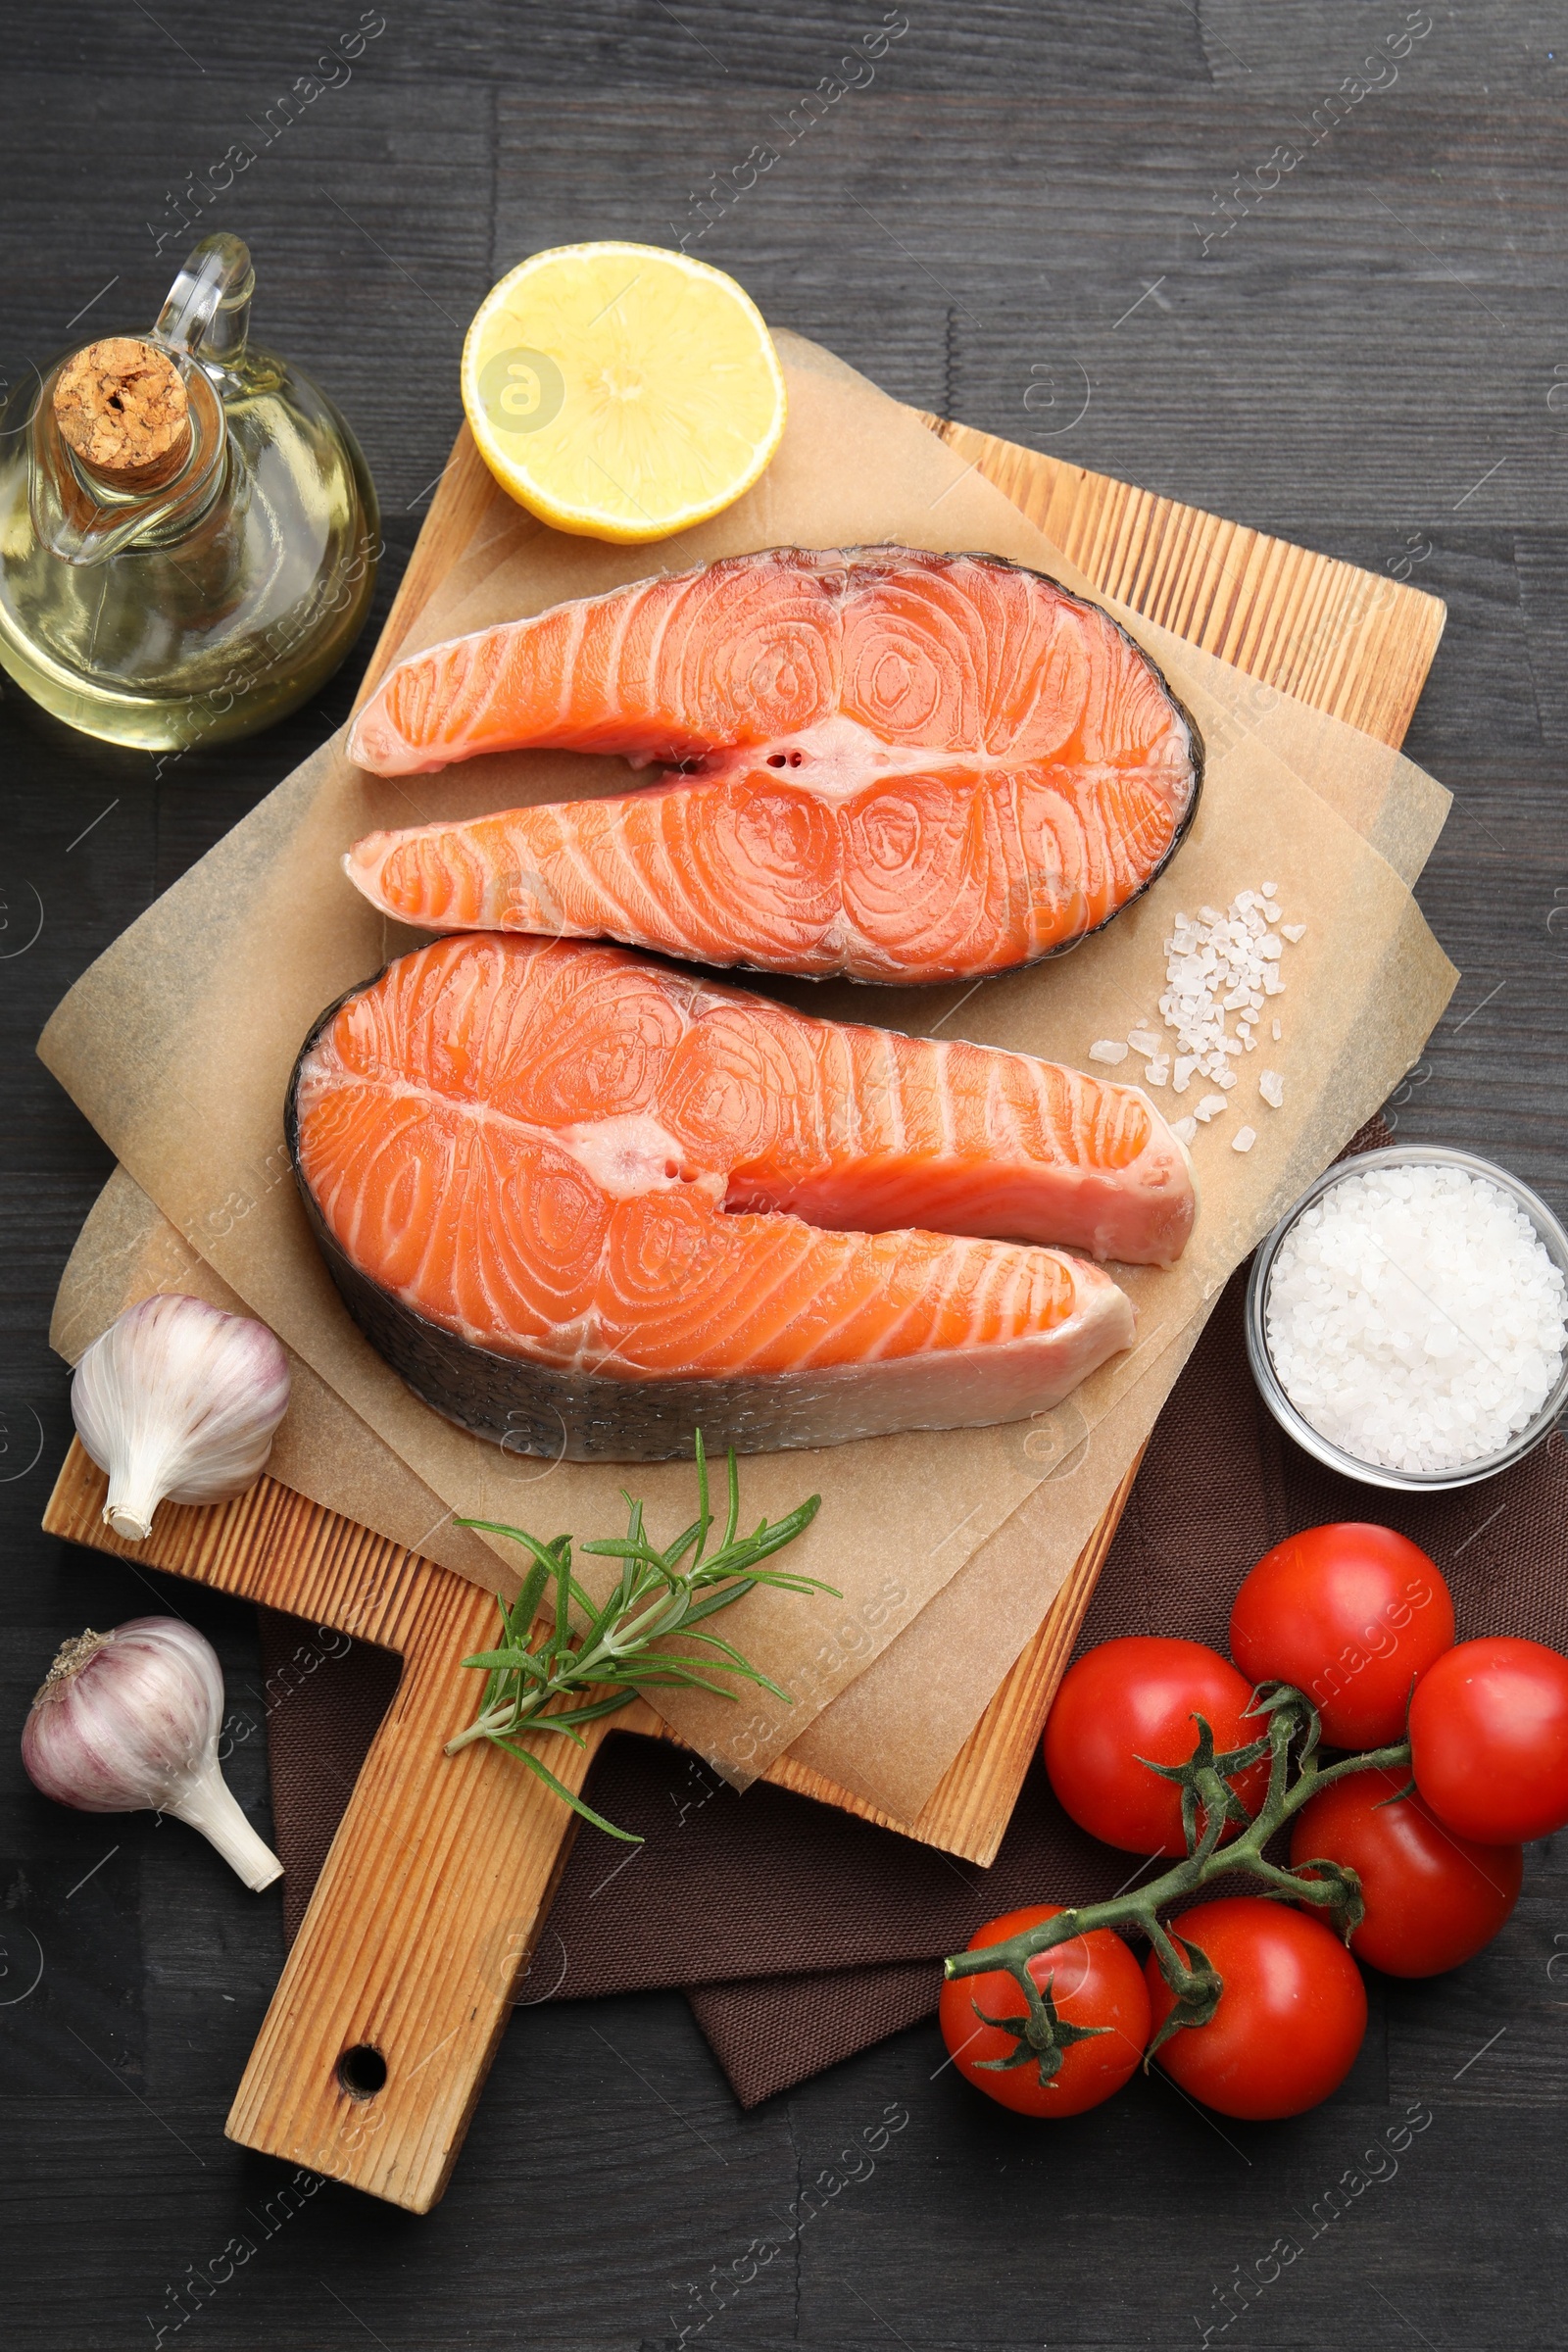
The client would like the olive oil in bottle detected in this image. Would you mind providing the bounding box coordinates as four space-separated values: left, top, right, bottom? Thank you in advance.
0 232 378 753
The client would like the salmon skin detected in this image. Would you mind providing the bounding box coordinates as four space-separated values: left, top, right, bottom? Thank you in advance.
345 546 1201 987
288 937 1192 1461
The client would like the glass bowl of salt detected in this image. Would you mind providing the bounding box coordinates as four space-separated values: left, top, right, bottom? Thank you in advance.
1246 1146 1568 1492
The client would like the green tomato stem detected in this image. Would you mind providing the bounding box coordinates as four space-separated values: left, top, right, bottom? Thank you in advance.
943 1711 1410 1995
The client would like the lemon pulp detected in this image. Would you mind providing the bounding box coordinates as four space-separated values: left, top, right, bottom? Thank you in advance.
462 242 787 544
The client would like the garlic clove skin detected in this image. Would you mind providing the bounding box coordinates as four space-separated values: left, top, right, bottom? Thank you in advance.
71 1292 291 1542
23 1617 282 1892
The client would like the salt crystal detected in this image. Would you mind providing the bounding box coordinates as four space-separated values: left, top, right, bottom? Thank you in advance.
1196 1094 1229 1123
1271 1019 1282 1042
1264 1165 1568 1474
1089 1039 1129 1064
1259 1068 1285 1108
1112 886 1297 1134
1282 923 1306 943
1171 1116 1198 1145
1233 1126 1256 1152
1261 881 1277 896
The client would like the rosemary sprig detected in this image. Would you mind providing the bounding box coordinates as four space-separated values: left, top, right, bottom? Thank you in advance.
444 1432 833 1841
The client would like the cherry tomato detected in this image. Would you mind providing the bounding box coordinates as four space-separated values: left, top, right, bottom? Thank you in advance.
1044 1637 1270 1856
1145 1897 1367 2120
940 1904 1152 2118
1291 1766 1522 1977
1228 1523 1454 1747
1409 1636 1568 1842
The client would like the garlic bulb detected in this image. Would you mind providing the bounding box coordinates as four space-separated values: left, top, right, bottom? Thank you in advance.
71 1292 291 1542
23 1617 282 1891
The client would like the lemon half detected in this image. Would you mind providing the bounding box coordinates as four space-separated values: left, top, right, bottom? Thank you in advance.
461 242 787 544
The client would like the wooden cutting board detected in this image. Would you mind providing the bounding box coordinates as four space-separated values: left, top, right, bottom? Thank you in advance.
40 409 1445 2213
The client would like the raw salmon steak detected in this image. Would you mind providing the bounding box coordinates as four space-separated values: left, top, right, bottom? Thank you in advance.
344 546 1201 986
288 937 1193 1461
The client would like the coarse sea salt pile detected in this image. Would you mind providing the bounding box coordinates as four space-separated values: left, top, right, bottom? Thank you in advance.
1089 887 1303 1149
1265 1163 1568 1474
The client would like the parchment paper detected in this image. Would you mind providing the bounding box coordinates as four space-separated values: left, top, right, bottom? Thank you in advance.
48 471 1454 1825
38 349 1456 1797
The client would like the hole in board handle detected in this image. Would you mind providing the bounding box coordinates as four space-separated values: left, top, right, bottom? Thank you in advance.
337 2043 388 2100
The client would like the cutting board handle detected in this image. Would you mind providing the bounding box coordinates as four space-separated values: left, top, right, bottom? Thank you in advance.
41 1440 613 2215
224 1569 615 2212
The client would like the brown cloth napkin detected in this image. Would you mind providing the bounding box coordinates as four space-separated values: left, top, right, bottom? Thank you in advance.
258 1122 1568 2105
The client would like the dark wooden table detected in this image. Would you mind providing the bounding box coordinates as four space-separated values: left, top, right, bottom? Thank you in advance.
3 4 1566 2344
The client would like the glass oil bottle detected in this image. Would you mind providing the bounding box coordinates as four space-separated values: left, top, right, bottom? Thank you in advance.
0 232 379 753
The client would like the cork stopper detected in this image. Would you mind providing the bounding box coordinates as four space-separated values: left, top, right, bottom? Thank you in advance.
53 337 191 489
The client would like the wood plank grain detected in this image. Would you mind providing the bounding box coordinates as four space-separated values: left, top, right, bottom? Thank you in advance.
916 416 1446 748
227 1565 605 2213
9 24 1565 2343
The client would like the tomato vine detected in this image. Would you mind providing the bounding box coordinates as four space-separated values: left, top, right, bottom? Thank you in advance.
942 1683 1409 2085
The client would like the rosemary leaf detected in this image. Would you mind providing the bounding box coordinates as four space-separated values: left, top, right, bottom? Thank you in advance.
514 1556 553 1633
489 1735 644 1844
613 1664 761 1700
541 1692 644 1731
720 1447 741 1552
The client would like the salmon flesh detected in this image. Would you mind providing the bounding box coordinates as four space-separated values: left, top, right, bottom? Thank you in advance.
345 547 1201 987
287 937 1194 1461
